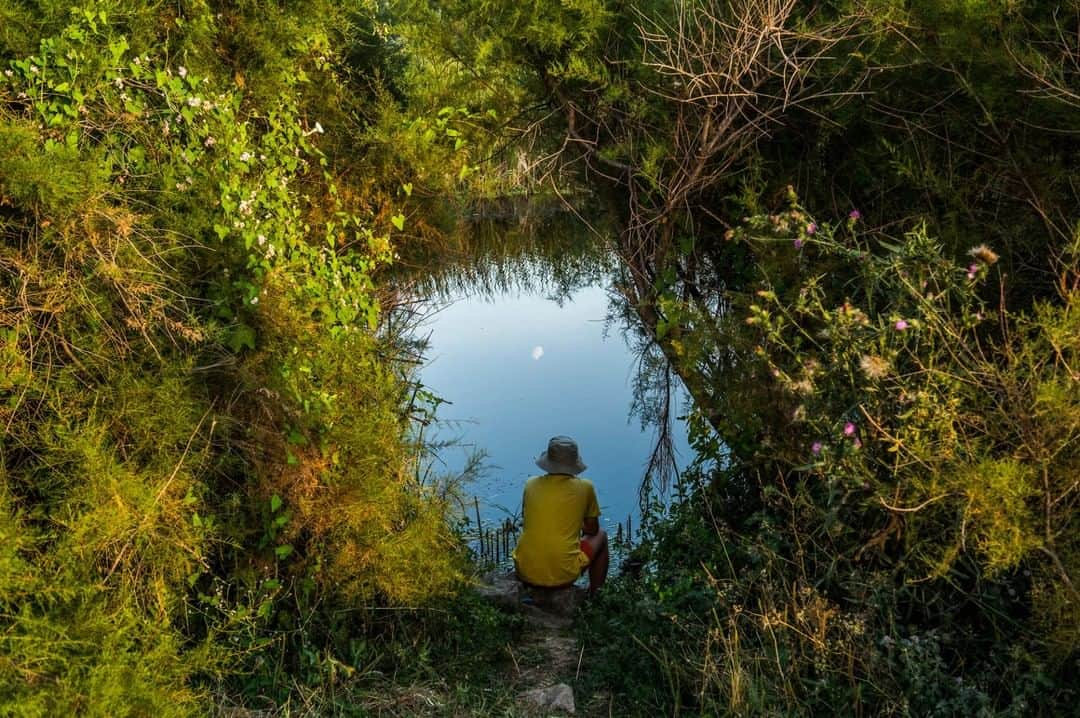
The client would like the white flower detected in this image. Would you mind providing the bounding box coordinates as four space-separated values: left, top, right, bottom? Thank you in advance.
29 65 38 74
114 77 124 88
250 296 259 305
239 151 252 162
204 135 216 148
3 70 12 78
859 355 890 380
314 121 324 134
178 66 188 78
186 96 200 107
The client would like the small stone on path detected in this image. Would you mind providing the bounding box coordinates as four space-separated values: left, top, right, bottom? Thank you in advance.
518 683 576 714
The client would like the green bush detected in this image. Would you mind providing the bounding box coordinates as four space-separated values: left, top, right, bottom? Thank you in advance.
581 206 1079 715
0 2 469 713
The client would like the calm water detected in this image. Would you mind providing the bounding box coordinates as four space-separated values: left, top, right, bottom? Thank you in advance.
418 260 692 532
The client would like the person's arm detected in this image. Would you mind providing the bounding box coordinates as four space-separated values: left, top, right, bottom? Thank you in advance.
582 481 601 536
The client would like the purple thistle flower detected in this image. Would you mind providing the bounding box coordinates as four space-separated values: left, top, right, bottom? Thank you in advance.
848 209 861 221
967 263 979 280
806 222 817 235
894 319 909 331
853 437 863 449
844 421 856 436
794 237 805 249
811 441 823 456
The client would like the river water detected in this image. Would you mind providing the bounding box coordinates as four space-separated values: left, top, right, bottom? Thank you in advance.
410 208 692 535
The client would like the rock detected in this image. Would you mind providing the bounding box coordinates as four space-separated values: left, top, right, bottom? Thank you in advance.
518 683 576 714
473 570 521 608
521 584 586 617
474 571 586 617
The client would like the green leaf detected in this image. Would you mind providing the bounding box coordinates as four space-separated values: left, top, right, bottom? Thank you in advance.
226 324 256 352
391 213 405 231
274 544 294 560
402 182 413 197
270 494 283 513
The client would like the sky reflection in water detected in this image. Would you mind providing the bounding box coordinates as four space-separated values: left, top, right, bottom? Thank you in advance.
420 280 691 529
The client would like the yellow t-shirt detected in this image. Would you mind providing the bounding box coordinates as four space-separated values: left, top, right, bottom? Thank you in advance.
512 474 601 587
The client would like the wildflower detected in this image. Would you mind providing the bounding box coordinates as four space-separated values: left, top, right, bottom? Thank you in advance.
806 222 817 235
794 237 804 249
966 263 979 280
894 319 908 331
859 354 890 380
178 66 188 78
811 441 823 456
239 151 252 162
29 65 38 74
187 96 201 107
257 234 266 246
250 296 259 305
113 77 124 88
844 422 857 436
204 135 216 148
968 244 999 265
852 437 862 449
314 121 324 134
848 209 861 220
3 69 12 78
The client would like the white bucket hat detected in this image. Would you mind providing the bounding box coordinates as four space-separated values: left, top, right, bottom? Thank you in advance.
536 435 587 475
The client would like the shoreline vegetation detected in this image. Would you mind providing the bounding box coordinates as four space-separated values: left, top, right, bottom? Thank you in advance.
2 1 1077 716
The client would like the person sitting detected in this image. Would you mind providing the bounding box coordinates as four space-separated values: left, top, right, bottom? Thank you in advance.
511 436 609 596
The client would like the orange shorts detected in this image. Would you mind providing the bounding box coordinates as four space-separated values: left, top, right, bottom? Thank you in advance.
579 538 595 562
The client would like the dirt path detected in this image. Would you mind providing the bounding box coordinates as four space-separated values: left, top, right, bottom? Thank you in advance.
478 574 609 715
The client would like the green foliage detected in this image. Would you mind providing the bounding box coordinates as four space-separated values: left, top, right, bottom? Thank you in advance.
580 204 1079 714
0 1 472 713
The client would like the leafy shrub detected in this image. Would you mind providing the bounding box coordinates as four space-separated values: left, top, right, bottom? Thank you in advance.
581 203 1079 715
0 2 466 713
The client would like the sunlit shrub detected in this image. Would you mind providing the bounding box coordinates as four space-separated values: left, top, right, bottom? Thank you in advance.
0 2 464 713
